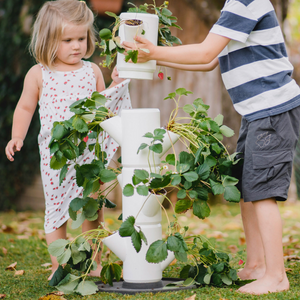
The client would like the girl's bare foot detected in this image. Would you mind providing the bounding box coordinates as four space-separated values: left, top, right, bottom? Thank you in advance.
237 273 289 295
88 265 102 277
238 264 265 280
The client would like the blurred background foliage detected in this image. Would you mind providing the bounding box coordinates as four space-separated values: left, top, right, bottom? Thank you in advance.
1 0 300 211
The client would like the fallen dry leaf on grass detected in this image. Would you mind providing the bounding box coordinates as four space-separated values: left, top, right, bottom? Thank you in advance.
284 255 300 261
228 245 238 253
285 268 293 273
185 294 196 300
41 263 52 268
5 262 17 271
38 291 67 300
14 270 25 276
0 294 6 299
2 247 7 255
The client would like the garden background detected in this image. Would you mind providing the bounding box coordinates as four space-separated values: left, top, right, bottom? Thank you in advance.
1 0 300 299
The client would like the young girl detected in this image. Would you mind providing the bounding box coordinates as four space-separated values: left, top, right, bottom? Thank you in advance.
5 0 131 280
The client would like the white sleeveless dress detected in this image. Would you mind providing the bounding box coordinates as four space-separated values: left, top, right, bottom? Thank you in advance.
38 61 131 233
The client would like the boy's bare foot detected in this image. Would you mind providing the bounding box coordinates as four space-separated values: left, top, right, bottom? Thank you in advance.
237 274 289 295
238 265 265 280
88 265 102 277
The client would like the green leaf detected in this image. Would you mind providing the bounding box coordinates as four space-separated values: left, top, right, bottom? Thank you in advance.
134 169 149 181
175 88 192 96
76 281 98 296
149 143 163 154
195 187 209 201
100 169 117 183
57 248 72 264
139 230 148 245
83 198 98 218
119 216 135 237
177 189 186 199
224 186 241 202
204 273 211 285
50 155 67 170
48 239 69 257
137 185 149 196
146 240 168 263
52 124 68 140
220 125 234 137
183 104 194 114
137 143 148 154
166 154 175 165
175 199 192 213
79 164 100 179
50 142 59 155
63 148 75 160
59 164 69 185
214 114 224 126
69 197 89 212
143 132 154 138
123 184 134 197
208 120 220 133
56 274 80 294
183 171 198 182
49 265 65 287
71 212 86 229
196 164 210 180
177 163 190 174
72 116 89 133
99 28 112 40
167 235 181 252
209 179 225 195
131 230 142 253
171 174 181 186
222 175 239 187
68 206 77 221
221 274 232 286
104 198 117 209
193 200 211 219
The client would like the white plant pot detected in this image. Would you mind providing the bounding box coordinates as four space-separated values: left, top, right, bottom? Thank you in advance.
117 13 159 80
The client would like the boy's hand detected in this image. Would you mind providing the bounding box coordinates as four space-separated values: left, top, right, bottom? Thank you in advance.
5 138 23 161
122 36 155 63
111 66 124 84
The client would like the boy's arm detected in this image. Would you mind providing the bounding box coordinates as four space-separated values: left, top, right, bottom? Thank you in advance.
5 65 40 161
157 57 219 72
123 32 230 65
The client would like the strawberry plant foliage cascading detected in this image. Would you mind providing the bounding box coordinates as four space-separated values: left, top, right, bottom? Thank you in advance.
47 86 241 295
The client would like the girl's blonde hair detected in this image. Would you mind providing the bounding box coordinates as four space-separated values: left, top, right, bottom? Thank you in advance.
30 0 95 69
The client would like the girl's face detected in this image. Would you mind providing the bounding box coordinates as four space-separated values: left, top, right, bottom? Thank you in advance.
55 22 88 70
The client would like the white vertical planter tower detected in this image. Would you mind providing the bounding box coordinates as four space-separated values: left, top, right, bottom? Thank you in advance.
100 109 179 286
117 13 159 80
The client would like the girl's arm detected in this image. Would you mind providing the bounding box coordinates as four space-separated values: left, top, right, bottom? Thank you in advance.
5 65 40 161
123 32 230 65
91 63 124 91
157 57 219 72
91 62 106 92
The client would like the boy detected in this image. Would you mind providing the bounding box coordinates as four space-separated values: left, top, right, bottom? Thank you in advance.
123 0 300 295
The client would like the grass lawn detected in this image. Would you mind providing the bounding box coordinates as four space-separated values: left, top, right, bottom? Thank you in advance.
1 202 300 299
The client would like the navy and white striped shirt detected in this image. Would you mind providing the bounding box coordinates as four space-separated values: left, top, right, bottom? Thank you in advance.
210 0 300 122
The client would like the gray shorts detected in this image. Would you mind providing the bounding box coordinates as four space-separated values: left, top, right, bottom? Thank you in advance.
234 106 300 202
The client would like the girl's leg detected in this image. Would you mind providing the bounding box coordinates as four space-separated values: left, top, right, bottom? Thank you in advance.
238 199 266 280
238 199 289 295
82 208 104 277
45 222 67 280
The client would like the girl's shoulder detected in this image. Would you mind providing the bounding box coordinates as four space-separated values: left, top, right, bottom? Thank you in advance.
25 64 43 89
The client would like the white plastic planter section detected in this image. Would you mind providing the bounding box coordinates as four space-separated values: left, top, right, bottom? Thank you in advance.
117 13 159 80
100 109 179 284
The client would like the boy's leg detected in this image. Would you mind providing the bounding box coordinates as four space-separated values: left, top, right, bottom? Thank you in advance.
82 207 104 277
45 222 67 280
238 198 289 295
238 199 265 280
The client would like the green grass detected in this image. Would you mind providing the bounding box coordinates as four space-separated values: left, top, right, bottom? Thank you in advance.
1 203 300 299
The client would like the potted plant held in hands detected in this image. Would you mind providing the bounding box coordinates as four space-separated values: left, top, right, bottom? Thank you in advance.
98 0 182 80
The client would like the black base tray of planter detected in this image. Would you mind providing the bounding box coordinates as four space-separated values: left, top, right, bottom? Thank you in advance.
95 278 197 295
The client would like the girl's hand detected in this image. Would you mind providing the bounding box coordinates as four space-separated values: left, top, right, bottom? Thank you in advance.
122 36 155 63
111 66 124 84
5 138 23 162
